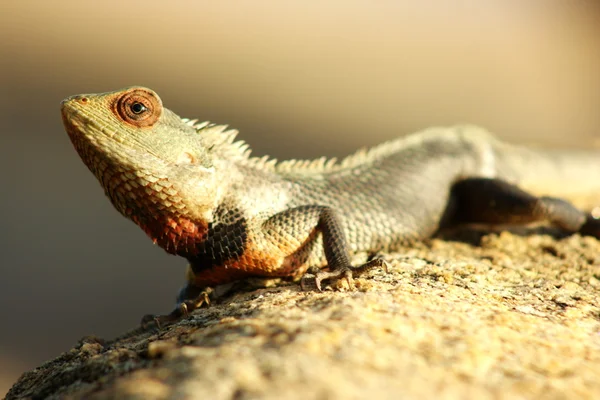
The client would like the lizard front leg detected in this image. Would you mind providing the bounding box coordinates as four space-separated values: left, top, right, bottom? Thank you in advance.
262 205 388 291
303 207 388 290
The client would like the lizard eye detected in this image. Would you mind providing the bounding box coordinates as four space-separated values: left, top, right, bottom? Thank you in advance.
130 102 147 114
114 89 162 127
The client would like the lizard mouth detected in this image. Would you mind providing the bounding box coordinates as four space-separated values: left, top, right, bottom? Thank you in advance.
61 97 141 159
60 97 133 181
61 95 129 144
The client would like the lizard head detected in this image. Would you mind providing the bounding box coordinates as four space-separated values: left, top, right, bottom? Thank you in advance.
61 86 227 254
61 86 216 169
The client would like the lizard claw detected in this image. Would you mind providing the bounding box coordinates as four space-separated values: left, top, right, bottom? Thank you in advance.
301 258 389 291
140 289 211 330
314 269 348 291
180 302 189 318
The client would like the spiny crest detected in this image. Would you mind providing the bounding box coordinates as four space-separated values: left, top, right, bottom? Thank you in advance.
181 119 487 175
182 119 253 160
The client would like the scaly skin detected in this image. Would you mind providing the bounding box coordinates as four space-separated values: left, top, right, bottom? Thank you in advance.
61 86 600 324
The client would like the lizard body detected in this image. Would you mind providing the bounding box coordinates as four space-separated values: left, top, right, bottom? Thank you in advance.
61 87 600 322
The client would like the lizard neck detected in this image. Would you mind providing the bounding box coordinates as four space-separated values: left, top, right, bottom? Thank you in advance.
103 165 210 257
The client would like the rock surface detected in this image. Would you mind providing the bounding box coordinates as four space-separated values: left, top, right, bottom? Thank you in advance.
7 229 600 400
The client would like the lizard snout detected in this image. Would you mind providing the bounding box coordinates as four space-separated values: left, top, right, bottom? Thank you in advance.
61 95 89 109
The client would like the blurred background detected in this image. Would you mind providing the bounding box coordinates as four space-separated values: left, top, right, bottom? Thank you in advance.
1 0 599 395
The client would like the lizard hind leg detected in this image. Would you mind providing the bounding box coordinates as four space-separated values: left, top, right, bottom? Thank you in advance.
447 177 590 235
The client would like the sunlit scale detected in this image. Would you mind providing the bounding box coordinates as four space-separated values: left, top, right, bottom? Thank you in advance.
118 176 209 256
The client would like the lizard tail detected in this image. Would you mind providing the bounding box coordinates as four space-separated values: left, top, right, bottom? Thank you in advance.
495 144 600 211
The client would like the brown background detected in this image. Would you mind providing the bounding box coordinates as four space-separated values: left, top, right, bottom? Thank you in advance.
1 1 599 395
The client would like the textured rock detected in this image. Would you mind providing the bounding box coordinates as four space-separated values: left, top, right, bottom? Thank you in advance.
7 229 600 400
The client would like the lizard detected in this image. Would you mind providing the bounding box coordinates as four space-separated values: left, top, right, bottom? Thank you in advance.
61 86 600 326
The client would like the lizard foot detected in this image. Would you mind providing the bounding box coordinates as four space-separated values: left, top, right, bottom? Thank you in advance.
301 258 389 291
140 288 212 330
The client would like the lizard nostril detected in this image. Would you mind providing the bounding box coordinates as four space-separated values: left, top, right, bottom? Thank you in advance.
79 97 89 104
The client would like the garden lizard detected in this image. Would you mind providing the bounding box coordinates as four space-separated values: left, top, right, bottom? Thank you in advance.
61 86 600 325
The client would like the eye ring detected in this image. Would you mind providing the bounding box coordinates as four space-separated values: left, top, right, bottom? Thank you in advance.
113 88 162 127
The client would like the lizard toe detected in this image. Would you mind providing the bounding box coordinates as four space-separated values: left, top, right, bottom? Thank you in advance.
305 258 389 291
